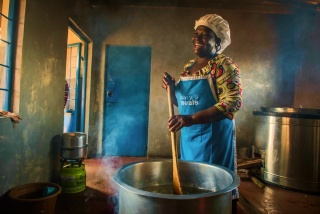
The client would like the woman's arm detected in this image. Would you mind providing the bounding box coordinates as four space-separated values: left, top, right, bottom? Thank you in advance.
213 57 242 120
168 106 225 132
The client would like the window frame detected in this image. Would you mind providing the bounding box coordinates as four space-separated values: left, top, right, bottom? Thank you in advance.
68 21 89 132
65 43 82 114
0 0 17 111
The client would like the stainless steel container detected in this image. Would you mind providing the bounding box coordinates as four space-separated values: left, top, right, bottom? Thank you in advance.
253 108 320 192
61 132 88 160
113 159 240 214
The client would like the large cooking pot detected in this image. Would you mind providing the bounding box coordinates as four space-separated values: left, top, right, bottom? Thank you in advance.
61 132 88 160
253 107 320 192
113 159 240 214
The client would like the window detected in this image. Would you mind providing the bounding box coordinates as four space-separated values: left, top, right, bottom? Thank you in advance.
65 44 81 113
0 0 16 111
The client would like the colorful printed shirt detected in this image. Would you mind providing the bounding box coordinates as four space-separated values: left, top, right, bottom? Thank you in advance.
181 54 242 119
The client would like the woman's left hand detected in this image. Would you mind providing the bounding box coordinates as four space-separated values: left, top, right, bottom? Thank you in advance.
162 72 175 91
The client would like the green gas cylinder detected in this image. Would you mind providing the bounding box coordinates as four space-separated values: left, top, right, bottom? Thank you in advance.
59 162 86 193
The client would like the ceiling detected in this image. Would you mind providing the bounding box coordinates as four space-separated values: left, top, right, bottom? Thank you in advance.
91 0 320 14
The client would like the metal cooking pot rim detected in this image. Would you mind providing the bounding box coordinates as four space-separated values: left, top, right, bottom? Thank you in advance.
260 107 320 114
113 159 240 200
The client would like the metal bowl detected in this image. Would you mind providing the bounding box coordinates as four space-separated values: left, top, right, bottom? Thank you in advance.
113 159 240 214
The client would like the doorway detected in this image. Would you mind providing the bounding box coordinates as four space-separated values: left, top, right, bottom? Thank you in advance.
103 45 151 156
64 26 88 132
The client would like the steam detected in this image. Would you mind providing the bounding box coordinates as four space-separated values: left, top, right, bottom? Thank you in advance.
108 193 119 214
103 156 122 214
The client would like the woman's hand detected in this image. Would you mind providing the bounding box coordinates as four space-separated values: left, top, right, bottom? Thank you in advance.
168 106 226 132
168 115 193 132
162 72 175 91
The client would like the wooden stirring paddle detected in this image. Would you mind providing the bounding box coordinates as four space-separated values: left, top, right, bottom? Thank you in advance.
167 84 183 195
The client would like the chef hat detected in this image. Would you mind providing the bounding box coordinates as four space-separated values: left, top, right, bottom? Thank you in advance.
194 14 231 53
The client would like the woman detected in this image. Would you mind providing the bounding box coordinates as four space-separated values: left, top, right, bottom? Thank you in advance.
162 14 242 213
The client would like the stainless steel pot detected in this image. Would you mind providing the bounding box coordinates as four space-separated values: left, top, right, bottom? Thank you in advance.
113 159 240 214
61 132 88 160
253 108 320 192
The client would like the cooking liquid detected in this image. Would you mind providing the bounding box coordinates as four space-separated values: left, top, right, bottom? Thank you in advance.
141 184 212 195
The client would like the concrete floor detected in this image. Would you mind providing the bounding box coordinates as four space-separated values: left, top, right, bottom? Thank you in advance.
2 157 319 213
237 171 320 214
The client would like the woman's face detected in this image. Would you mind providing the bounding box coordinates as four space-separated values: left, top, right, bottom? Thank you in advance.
192 25 216 58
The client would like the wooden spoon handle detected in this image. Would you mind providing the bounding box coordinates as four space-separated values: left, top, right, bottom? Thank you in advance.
167 85 183 195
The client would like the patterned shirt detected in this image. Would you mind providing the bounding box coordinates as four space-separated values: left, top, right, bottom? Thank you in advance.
181 54 242 119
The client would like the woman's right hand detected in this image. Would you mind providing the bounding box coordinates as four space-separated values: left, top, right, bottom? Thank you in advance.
162 72 175 91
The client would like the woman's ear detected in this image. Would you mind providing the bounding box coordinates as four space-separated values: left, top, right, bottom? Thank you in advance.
214 37 221 52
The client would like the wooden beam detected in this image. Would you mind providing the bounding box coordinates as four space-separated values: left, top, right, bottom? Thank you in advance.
237 158 262 169
97 0 297 14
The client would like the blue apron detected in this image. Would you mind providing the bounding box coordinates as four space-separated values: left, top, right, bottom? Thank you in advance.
175 75 236 172
176 75 238 199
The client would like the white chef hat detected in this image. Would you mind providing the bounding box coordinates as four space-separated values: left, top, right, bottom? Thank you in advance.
194 14 231 53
